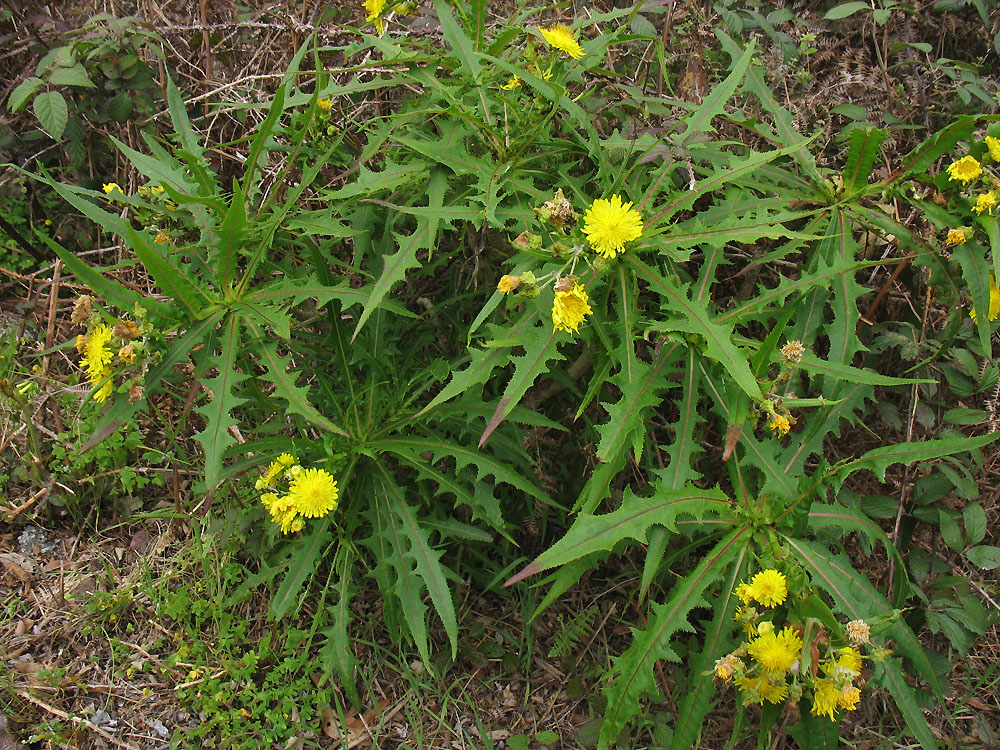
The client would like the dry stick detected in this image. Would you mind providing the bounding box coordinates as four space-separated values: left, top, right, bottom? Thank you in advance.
887 284 933 600
15 691 143 750
41 259 62 378
858 252 915 333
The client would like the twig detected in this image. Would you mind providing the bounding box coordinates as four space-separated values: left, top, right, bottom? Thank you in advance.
41 259 61 377
15 691 143 750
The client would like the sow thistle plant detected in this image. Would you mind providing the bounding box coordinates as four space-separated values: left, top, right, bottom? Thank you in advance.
25 4 1000 748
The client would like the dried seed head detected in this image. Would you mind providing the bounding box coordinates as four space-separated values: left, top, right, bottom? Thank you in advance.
71 295 94 326
780 340 805 363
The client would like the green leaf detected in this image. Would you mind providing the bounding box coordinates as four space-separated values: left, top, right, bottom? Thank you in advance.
807 503 908 599
8 77 44 112
193 314 247 492
217 180 247 291
434 0 483 82
676 39 755 146
670 550 748 750
165 75 214 191
785 706 843 750
371 436 554 506
47 63 95 88
841 126 888 195
506 485 729 585
824 2 870 19
125 224 213 319
351 222 431 341
795 351 933 386
632 258 762 401
640 351 705 601
106 91 132 122
371 465 458 667
418 311 539 416
244 275 414 318
33 91 68 140
595 348 676 464
651 144 807 226
951 242 992 356
38 233 179 321
598 529 749 750
480 322 564 448
894 115 980 180
247 325 350 438
964 502 987 546
241 79 286 203
270 516 334 620
966 545 1000 570
834 433 1000 486
818 210 865 367
320 544 361 708
731 54 823 183
873 658 939 750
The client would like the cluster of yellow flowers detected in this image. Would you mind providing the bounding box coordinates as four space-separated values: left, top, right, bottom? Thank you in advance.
73 297 147 404
497 190 644 335
715 569 874 721
944 139 1000 323
257 454 340 534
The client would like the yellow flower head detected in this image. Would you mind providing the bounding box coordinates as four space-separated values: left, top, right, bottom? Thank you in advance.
836 646 863 676
81 325 114 380
277 452 297 467
102 182 122 195
92 367 114 403
970 275 1000 322
262 493 300 534
735 582 754 604
497 275 521 294
767 414 791 436
748 569 788 607
714 653 741 682
734 605 758 636
256 458 286 490
985 136 1000 162
154 231 171 245
737 673 789 705
811 678 841 721
317 98 333 112
364 0 387 33
747 627 803 675
538 24 584 59
288 467 339 518
583 195 644 259
552 281 593 334
946 155 983 184
501 75 522 90
117 344 135 364
945 228 967 246
973 191 997 215
839 685 861 711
